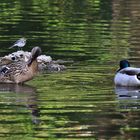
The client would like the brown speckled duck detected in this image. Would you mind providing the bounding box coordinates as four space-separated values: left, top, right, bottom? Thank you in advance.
0 46 42 84
0 51 67 73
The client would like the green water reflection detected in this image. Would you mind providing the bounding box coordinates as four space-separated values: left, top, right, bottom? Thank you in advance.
0 0 140 140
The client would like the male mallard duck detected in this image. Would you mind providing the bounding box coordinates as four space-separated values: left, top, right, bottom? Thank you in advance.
9 37 26 50
114 60 140 86
0 46 41 84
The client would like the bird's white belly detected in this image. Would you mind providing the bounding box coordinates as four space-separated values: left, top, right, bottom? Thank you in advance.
114 73 140 86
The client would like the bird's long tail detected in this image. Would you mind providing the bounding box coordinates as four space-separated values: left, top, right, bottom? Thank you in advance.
9 45 15 49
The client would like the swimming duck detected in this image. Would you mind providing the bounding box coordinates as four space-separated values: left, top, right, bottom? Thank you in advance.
0 46 41 84
114 60 140 86
9 37 26 50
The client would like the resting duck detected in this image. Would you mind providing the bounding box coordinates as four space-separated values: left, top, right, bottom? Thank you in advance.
0 51 67 72
0 50 31 66
0 46 42 84
114 60 140 86
0 51 52 65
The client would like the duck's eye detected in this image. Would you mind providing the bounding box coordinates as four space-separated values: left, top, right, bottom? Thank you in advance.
11 56 16 60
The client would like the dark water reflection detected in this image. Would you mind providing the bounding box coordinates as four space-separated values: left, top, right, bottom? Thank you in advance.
0 84 40 138
0 0 140 139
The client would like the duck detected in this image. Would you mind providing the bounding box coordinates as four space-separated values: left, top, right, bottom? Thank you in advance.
114 60 140 86
1 51 52 63
0 50 31 66
0 46 42 84
0 51 67 72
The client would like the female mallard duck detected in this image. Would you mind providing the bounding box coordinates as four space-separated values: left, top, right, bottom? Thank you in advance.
0 51 52 66
0 46 42 84
0 51 67 72
114 60 140 86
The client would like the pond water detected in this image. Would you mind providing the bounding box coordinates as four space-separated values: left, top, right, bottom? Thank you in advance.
0 0 140 139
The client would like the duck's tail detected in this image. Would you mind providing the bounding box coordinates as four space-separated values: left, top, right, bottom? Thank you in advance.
137 73 140 80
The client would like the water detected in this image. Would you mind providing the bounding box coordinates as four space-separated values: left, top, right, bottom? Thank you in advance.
0 0 140 139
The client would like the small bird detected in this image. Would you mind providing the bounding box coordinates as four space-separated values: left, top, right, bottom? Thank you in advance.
0 46 42 84
114 60 140 86
9 38 26 50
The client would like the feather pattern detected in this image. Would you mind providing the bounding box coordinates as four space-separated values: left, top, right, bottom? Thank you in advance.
0 47 41 84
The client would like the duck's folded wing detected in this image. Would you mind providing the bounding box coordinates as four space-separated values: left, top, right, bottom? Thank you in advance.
120 68 140 75
0 66 10 74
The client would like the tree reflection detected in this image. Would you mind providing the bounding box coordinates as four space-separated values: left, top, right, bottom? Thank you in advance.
0 83 40 138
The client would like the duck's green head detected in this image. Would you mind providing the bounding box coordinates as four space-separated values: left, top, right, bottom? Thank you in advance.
119 60 130 69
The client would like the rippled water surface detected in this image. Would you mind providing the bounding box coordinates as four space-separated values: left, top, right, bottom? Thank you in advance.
1 0 140 139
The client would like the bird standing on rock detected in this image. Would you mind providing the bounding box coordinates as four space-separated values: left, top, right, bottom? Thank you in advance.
9 38 26 50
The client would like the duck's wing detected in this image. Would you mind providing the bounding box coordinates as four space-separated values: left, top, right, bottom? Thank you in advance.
120 67 140 75
0 61 27 83
0 66 10 74
0 60 26 75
